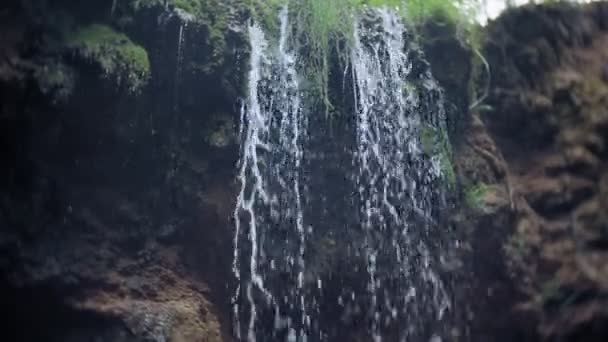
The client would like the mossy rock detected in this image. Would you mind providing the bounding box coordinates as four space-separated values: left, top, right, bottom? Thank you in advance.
465 183 489 211
65 24 151 93
174 0 202 14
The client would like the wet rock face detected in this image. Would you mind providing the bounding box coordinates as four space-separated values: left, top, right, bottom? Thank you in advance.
0 1 248 341
458 2 608 341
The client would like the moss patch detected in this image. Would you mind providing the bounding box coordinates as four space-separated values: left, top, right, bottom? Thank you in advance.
174 0 203 14
465 182 488 211
65 24 151 93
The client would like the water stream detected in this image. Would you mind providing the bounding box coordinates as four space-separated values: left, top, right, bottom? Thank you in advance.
233 7 310 341
234 7 453 342
351 9 451 341
174 22 187 112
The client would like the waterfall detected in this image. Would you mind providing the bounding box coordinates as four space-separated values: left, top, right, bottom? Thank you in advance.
234 7 453 342
351 9 450 341
174 22 186 112
233 7 309 341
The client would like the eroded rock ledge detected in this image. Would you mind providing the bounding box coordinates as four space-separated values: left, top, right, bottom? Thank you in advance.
456 2 608 341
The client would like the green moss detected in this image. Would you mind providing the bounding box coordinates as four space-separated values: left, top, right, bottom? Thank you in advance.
175 0 230 70
130 0 203 17
465 182 489 210
266 0 481 113
174 0 202 14
65 24 151 93
249 0 289 37
129 0 481 109
402 0 461 25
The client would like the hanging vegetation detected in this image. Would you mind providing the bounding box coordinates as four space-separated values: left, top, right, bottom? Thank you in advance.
247 0 484 111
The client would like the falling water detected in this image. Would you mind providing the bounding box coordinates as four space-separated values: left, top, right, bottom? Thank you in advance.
350 9 451 341
174 22 186 112
233 7 309 341
234 6 453 342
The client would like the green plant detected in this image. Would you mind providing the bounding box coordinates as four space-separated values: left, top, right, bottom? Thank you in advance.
249 0 289 36
174 0 203 14
130 0 230 67
288 0 482 112
402 0 461 25
290 0 359 112
65 24 151 93
465 183 488 210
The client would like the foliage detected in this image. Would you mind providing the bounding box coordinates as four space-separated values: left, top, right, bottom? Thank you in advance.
465 182 488 210
129 0 230 68
248 0 289 36
174 0 203 14
402 0 462 25
65 24 151 93
245 0 483 112
290 0 359 111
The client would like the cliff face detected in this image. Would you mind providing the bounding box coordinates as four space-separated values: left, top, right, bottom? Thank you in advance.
2 0 608 341
457 2 608 341
1 0 248 340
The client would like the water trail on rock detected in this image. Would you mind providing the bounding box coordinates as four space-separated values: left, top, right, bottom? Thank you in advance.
351 8 451 341
233 7 309 341
234 6 453 342
174 22 186 112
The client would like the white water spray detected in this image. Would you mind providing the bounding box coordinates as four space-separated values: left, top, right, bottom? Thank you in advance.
234 6 454 342
351 8 451 341
233 7 308 341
